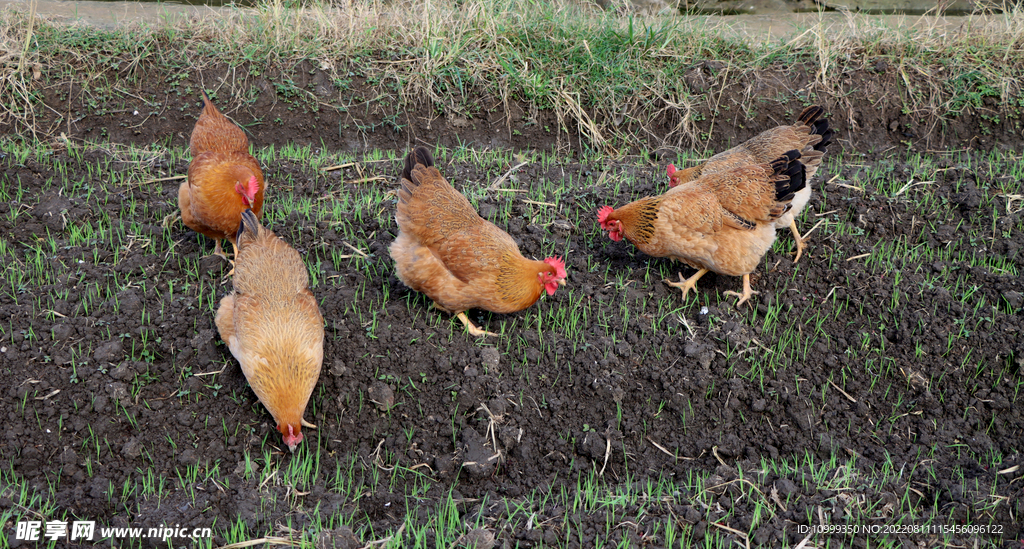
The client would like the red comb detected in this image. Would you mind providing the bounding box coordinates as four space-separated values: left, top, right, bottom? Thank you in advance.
544 256 567 279
280 423 303 451
667 164 676 177
597 206 614 225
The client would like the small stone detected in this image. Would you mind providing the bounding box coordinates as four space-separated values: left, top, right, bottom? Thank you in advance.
93 340 123 364
316 526 360 549
456 528 495 549
485 398 506 417
121 437 142 458
1001 291 1022 310
480 347 500 369
330 360 348 377
460 428 496 478
89 477 109 499
51 323 75 341
367 381 395 411
775 478 798 496
433 453 454 476
109 363 134 381
108 382 130 405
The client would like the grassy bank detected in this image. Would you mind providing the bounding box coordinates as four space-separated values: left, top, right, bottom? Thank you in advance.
1 1 1024 150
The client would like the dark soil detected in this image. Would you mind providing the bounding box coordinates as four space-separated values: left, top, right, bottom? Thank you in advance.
1 67 1023 548
8 60 1024 158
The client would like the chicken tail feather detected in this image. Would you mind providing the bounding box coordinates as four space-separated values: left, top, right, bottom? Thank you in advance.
236 208 262 248
813 124 835 152
771 150 806 202
399 147 437 206
768 150 802 175
796 105 824 126
403 146 435 182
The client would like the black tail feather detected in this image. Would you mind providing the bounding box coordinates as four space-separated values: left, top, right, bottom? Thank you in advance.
814 126 835 153
770 150 806 202
402 146 435 182
796 105 824 126
810 119 829 137
768 149 801 176
236 208 261 245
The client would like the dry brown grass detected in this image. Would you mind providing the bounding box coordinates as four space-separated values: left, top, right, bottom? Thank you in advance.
0 5 41 138
1 0 1022 150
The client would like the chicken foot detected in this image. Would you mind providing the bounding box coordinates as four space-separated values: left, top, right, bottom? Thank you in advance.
456 312 498 337
161 212 180 229
211 238 240 259
789 220 807 263
212 238 228 259
211 239 237 276
664 268 709 300
723 274 759 306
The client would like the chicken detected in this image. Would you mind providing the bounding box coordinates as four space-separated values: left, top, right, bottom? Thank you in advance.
598 151 806 306
173 91 265 261
389 146 568 337
214 209 323 452
667 106 833 262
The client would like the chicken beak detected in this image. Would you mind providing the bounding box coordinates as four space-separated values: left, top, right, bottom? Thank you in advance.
558 279 566 286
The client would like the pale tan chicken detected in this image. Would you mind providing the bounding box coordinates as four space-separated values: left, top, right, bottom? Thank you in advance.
599 151 806 305
667 106 833 262
215 209 323 451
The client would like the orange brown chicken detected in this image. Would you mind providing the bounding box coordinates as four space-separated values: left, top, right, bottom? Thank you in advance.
599 151 806 306
667 106 833 262
389 146 568 337
215 209 323 452
173 91 265 261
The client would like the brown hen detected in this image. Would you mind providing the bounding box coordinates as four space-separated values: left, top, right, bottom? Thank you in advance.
599 151 806 305
389 147 567 337
215 209 323 452
667 106 833 262
175 92 265 260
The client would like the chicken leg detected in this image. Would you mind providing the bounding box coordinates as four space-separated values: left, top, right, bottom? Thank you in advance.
456 312 498 337
212 238 227 259
211 239 237 276
664 268 709 299
723 274 759 306
789 221 807 263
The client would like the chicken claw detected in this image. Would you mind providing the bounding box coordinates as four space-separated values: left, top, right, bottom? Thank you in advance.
789 220 807 263
212 238 240 260
161 212 180 230
456 312 498 337
723 274 759 306
207 239 236 276
664 268 709 300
